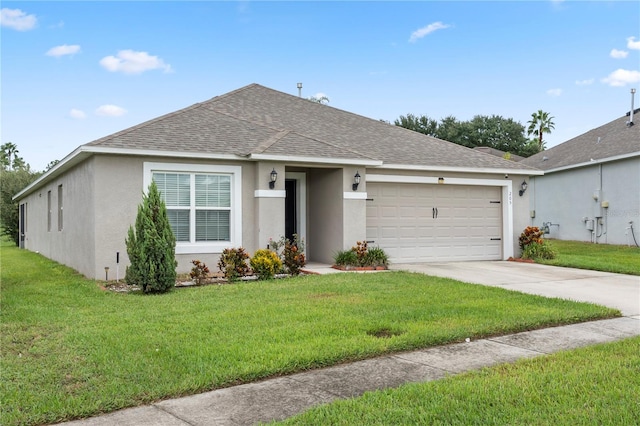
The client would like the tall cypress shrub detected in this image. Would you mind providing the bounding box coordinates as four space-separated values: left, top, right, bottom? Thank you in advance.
125 181 177 293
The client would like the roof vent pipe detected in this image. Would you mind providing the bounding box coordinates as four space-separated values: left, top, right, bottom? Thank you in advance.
297 82 302 98
629 88 636 126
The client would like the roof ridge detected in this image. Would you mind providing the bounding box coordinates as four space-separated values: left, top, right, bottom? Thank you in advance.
199 83 260 106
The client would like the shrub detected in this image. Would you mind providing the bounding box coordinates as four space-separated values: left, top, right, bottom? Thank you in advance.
333 249 358 266
352 241 368 266
125 181 177 293
217 248 250 282
522 240 557 260
519 226 556 261
250 249 282 280
270 234 307 275
364 246 389 267
189 260 210 285
519 226 544 249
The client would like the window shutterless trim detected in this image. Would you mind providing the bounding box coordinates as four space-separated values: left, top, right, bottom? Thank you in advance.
143 162 242 254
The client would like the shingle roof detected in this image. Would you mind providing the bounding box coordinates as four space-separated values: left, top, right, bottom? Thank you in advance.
520 109 640 171
87 84 538 171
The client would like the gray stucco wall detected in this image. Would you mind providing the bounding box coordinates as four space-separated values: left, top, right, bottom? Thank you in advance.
21 158 97 278
530 157 640 245
308 168 343 263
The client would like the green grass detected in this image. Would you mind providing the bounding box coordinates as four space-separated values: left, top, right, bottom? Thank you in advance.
0 245 619 426
539 239 640 275
277 336 640 425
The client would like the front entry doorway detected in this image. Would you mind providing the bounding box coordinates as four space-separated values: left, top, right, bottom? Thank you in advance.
284 172 307 248
285 179 297 242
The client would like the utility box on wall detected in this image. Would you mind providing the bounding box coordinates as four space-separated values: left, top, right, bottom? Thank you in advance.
585 219 595 231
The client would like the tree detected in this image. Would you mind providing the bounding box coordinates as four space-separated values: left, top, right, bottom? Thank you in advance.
0 158 41 245
527 110 555 150
1 142 19 169
45 160 60 172
125 181 177 293
394 114 438 137
308 95 330 104
394 113 542 157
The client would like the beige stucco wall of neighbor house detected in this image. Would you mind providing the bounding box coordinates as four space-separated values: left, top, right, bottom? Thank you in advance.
21 158 97 278
308 168 344 264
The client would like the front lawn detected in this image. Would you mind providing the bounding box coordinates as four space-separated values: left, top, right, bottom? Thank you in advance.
0 244 619 426
539 239 640 275
278 336 640 425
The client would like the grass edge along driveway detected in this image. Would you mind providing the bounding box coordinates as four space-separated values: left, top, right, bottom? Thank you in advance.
0 244 620 426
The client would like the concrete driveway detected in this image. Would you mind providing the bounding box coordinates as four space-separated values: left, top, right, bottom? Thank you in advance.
391 261 640 317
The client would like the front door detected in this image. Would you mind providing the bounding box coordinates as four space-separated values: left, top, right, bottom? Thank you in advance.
285 179 297 242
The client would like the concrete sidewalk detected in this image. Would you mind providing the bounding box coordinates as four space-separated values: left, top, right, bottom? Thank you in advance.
61 262 640 426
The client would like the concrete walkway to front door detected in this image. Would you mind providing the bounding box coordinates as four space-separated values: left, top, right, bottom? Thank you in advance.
391 261 640 316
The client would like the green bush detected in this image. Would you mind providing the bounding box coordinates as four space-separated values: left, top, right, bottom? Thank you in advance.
125 181 177 293
217 247 250 282
333 249 358 266
364 246 389 267
250 249 283 280
522 240 557 260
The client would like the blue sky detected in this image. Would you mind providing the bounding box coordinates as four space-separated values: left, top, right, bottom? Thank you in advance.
2 1 639 171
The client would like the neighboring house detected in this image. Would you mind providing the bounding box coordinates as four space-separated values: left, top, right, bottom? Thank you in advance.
15 84 541 279
521 107 640 246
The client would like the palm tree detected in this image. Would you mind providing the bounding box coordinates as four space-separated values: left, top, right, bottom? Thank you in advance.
527 110 555 150
1 142 19 169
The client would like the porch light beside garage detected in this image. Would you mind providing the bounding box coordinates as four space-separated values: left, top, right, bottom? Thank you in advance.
519 180 528 196
352 171 361 191
269 168 278 189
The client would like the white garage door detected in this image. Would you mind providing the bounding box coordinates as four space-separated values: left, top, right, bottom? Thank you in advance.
366 183 502 262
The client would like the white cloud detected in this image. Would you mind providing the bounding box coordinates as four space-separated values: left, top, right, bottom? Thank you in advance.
96 105 127 117
99 50 172 74
409 22 450 43
0 8 37 31
610 49 628 59
69 109 87 119
601 69 640 87
575 78 594 86
46 44 81 57
627 36 640 50
546 88 562 97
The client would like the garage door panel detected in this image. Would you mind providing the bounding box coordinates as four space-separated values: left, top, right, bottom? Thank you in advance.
367 183 502 262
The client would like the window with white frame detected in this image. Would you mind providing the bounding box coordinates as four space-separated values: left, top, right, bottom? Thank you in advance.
143 163 242 254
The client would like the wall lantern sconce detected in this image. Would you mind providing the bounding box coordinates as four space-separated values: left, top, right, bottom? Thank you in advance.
438 177 444 184
519 180 528 196
269 168 278 189
352 171 361 191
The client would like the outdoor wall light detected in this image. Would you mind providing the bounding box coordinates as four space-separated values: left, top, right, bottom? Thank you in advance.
269 168 278 189
519 180 528 196
352 171 361 191
438 177 444 184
